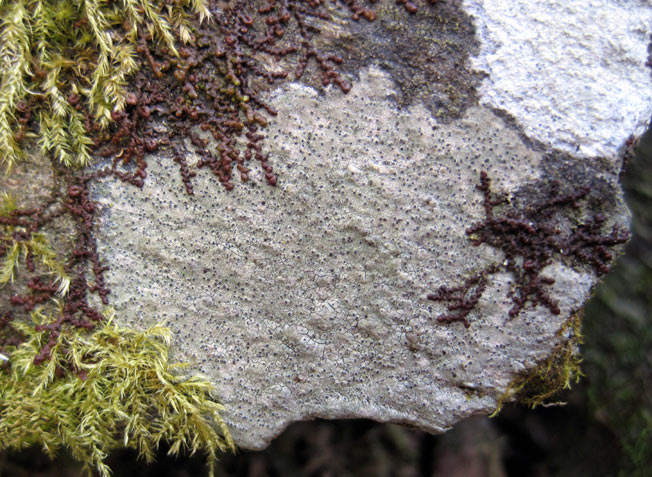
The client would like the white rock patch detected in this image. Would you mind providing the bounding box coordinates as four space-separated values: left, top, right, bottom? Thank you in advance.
465 0 652 158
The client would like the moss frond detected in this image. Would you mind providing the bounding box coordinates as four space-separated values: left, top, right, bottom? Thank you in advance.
68 106 94 167
139 0 176 53
0 0 32 173
0 192 17 215
0 0 211 170
0 308 235 477
0 241 21 286
27 233 70 295
490 312 584 416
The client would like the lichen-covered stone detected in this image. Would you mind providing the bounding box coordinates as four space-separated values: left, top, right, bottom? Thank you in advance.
90 1 647 449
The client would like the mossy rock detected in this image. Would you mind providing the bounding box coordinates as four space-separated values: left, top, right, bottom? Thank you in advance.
1 0 651 472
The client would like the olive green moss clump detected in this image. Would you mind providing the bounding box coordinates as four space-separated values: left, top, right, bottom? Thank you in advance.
491 313 583 416
0 0 210 171
0 308 235 477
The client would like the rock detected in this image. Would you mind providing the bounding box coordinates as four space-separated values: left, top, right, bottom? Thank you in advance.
91 0 647 449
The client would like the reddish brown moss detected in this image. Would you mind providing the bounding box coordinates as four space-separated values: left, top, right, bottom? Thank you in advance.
427 264 498 328
4 177 107 364
93 0 388 193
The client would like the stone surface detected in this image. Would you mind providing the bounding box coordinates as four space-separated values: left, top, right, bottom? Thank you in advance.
464 0 652 158
91 1 647 449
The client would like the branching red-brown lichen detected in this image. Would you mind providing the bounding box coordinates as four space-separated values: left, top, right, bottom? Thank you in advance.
96 0 395 194
4 178 108 364
429 171 629 327
427 264 497 328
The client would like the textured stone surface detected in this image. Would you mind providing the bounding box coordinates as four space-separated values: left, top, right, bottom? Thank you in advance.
91 1 648 449
465 0 652 158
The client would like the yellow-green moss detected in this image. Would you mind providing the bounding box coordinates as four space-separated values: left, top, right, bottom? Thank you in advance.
490 312 584 416
0 0 210 172
0 308 235 477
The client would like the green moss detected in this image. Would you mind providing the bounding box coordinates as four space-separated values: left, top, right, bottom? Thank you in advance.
0 307 235 477
0 0 210 172
490 312 583 416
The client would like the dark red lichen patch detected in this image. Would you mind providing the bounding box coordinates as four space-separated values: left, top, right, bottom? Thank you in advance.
93 0 412 194
174 152 198 195
557 213 630 276
427 264 498 328
9 277 59 311
429 172 630 327
1 191 66 323
3 175 108 364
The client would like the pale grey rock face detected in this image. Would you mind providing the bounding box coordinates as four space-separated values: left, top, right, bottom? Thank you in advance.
92 1 646 449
